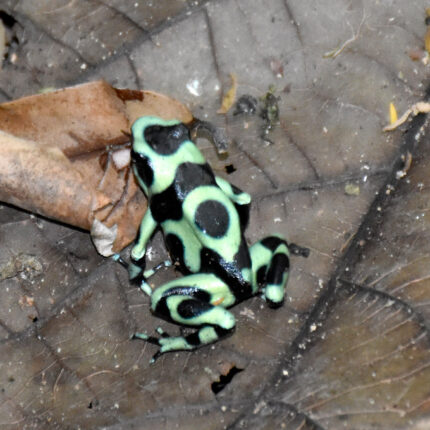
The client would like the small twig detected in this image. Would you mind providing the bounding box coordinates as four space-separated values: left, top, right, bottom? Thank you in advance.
52 368 65 404
323 11 366 59
383 102 430 131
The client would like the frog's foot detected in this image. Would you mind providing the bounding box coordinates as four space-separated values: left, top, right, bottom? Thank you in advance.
134 325 233 363
113 254 146 286
139 261 172 296
112 253 145 283
143 260 172 278
189 118 229 155
113 255 171 295
134 296 236 362
133 331 193 363
249 235 290 308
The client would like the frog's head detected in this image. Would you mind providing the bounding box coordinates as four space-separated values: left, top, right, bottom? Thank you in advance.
130 116 203 196
131 116 189 156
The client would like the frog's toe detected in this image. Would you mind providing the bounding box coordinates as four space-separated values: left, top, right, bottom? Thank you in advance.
132 332 165 363
132 332 160 345
156 326 171 338
150 350 163 363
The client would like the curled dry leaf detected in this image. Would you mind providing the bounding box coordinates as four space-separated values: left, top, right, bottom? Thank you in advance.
0 80 193 255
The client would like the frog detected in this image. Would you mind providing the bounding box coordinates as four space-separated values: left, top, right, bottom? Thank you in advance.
116 115 307 362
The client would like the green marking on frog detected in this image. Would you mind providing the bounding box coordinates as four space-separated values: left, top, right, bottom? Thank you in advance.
116 115 306 362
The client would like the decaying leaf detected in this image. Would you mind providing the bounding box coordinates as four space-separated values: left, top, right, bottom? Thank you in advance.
217 73 237 114
344 183 360 196
0 81 193 255
389 102 398 125
408 48 427 62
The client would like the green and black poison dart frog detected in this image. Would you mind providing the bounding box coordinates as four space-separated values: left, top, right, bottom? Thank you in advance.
116 115 308 362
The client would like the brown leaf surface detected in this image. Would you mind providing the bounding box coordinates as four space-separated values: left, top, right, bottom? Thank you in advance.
1 1 430 429
0 81 193 254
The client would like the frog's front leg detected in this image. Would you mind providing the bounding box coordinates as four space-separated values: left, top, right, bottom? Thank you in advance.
134 273 236 362
249 235 290 307
215 175 251 228
215 176 251 206
128 207 158 283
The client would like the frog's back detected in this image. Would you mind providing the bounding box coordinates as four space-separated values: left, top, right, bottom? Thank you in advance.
150 160 249 276
134 117 251 278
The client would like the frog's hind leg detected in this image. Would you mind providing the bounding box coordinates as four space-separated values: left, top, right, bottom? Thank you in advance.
135 274 236 362
249 235 290 307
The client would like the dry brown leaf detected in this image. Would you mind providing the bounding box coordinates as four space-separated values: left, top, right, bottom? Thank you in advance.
0 80 193 255
425 27 430 54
